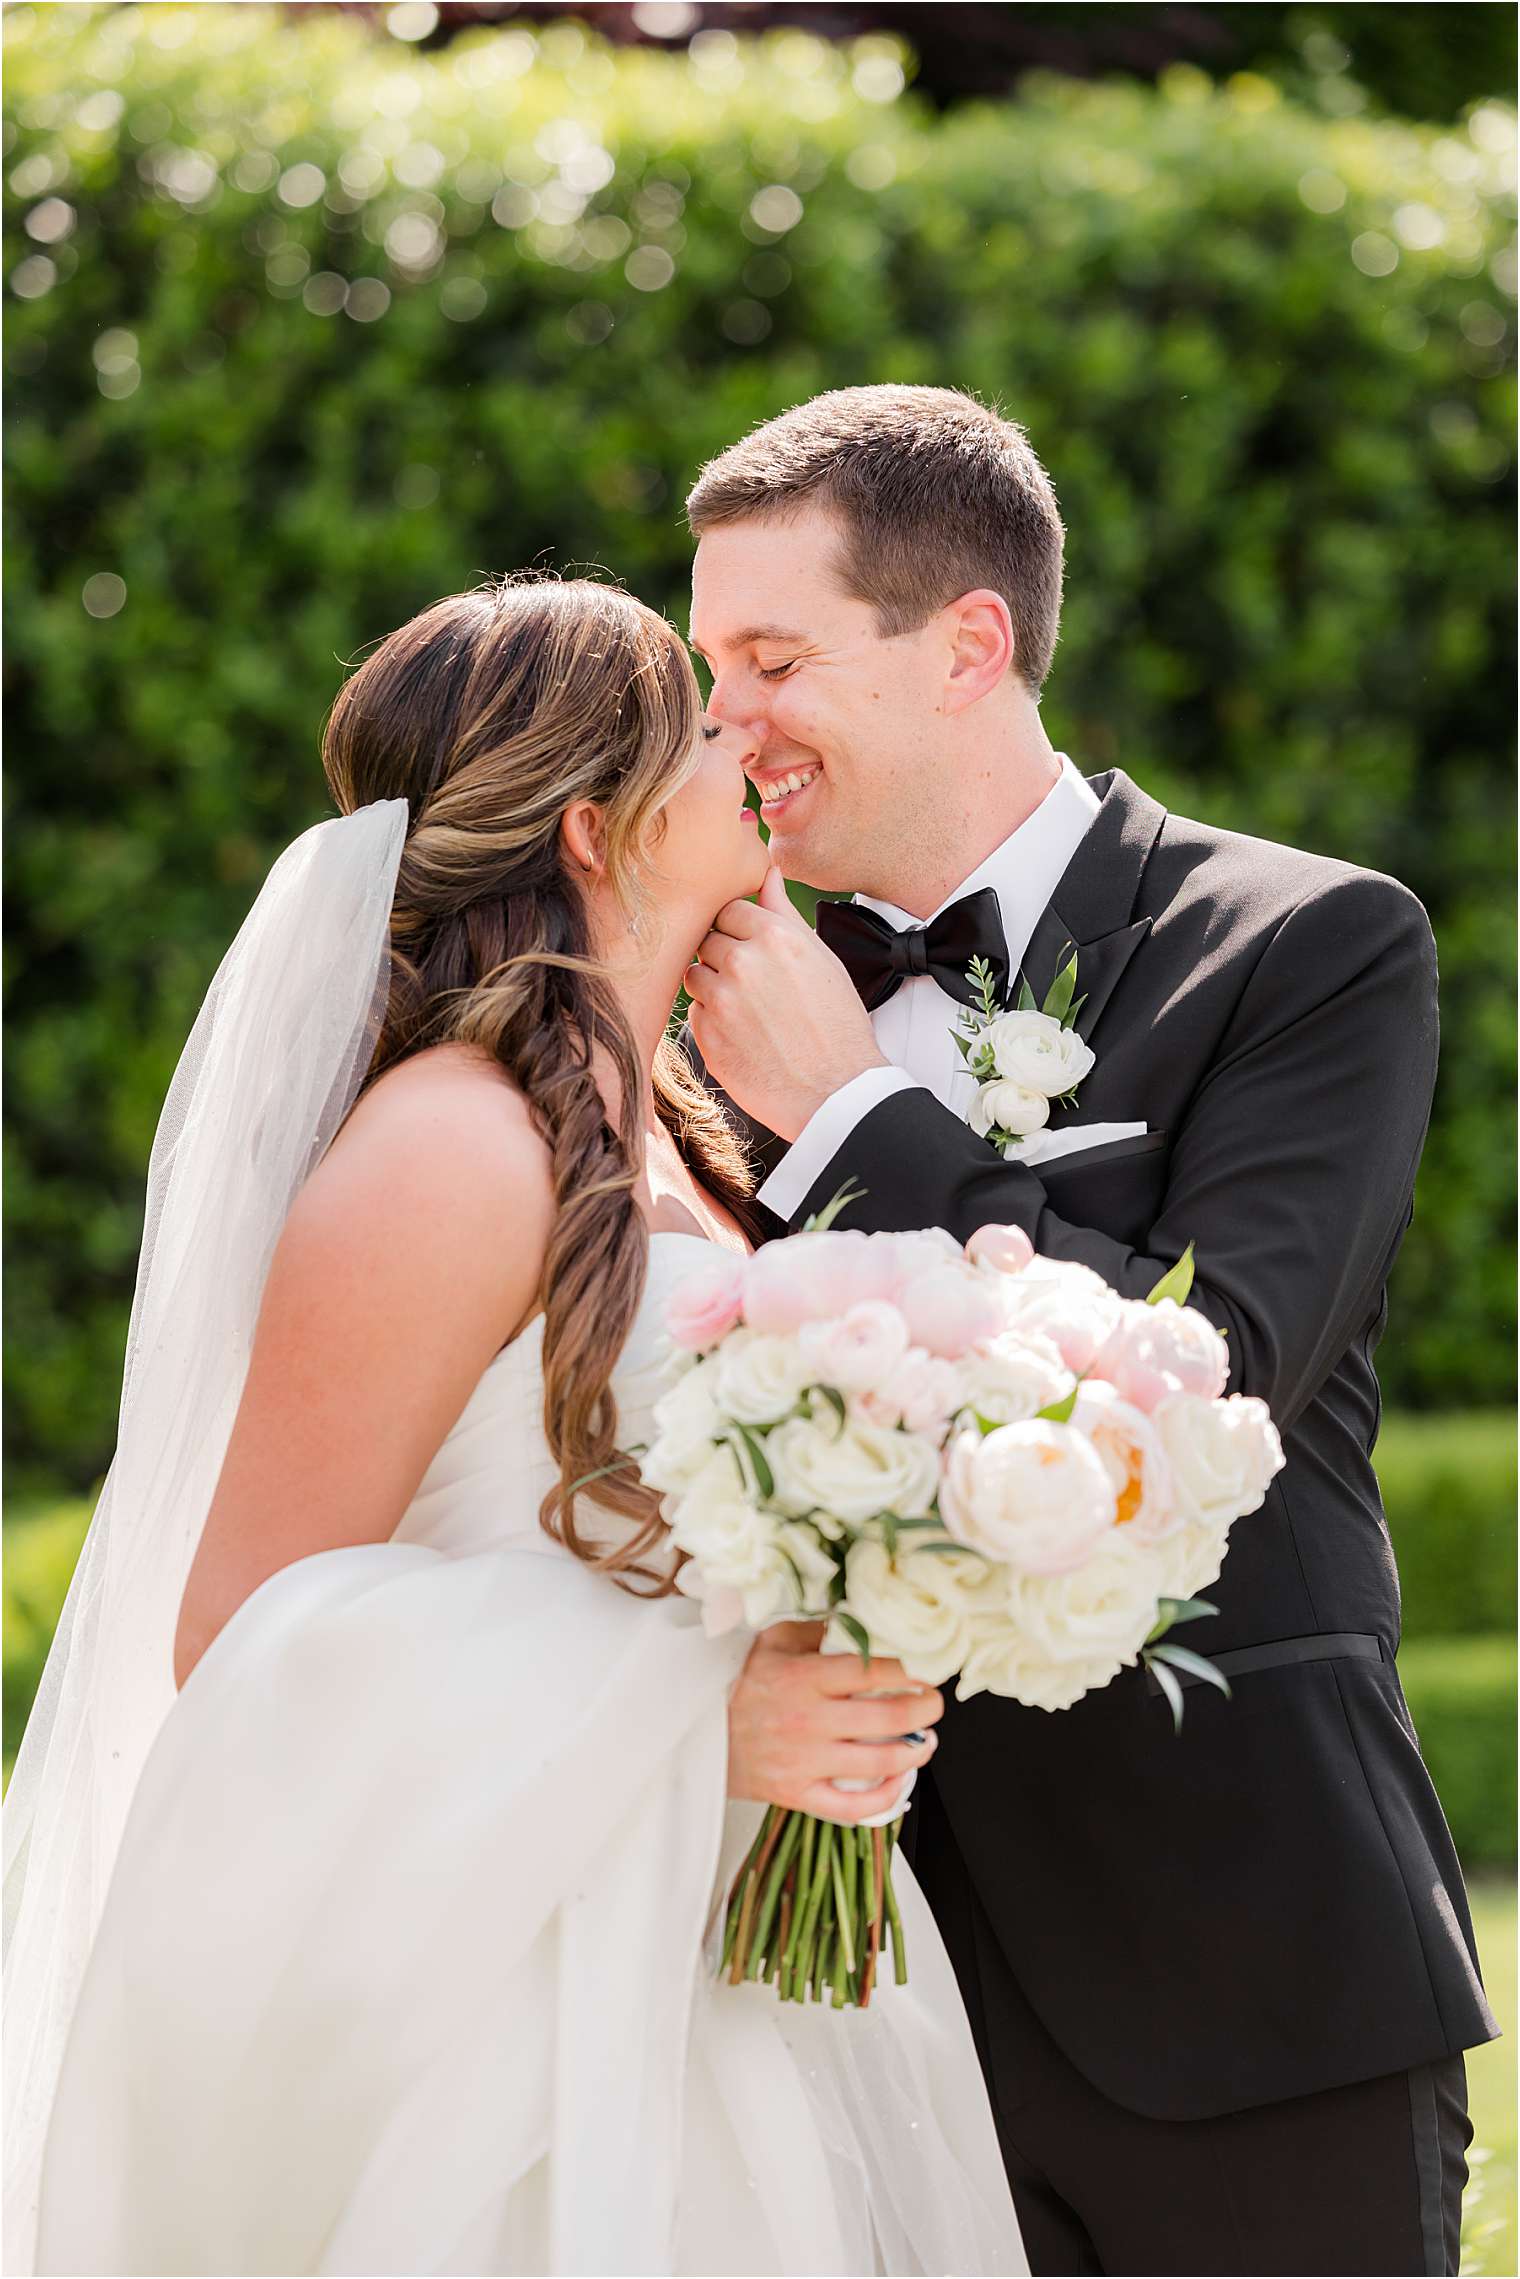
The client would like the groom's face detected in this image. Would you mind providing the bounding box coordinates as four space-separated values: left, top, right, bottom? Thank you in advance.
691 506 951 895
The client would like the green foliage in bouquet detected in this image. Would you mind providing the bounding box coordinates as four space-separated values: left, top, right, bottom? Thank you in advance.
3 6 1515 1495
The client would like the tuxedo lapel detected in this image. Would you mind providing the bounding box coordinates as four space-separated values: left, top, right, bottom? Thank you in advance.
1019 770 1166 1049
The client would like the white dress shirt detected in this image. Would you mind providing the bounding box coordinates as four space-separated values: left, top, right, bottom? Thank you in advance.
757 755 1104 1221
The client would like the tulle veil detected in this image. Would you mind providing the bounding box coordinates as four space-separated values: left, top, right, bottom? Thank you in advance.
2 799 408 2275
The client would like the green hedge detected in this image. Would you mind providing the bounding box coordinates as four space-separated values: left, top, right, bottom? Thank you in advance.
3 10 1514 1494
2 1499 88 1777
1399 1635 1517 1869
1377 1410 1517 1636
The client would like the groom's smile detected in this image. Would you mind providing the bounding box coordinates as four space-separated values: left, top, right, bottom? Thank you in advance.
753 760 821 822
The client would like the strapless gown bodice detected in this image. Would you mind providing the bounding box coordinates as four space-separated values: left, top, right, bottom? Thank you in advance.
395 1230 706 1563
32 1235 1025 2277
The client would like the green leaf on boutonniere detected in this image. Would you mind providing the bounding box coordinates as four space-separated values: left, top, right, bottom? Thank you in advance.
1015 973 1037 1013
879 1511 900 1556
952 1029 979 1065
1062 993 1087 1032
1035 1383 1080 1424
1146 1242 1196 1307
1041 948 1079 1026
805 1179 867 1233
966 953 1004 1023
731 1423 776 1501
835 1610 873 1666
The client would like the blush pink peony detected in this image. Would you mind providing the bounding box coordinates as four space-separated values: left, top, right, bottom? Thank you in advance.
966 1223 1036 1276
1089 1297 1229 1412
899 1264 1007 1360
665 1251 746 1351
741 1230 893 1334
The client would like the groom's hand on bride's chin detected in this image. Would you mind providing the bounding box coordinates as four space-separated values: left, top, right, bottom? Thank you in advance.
686 867 886 1141
725 1621 943 1823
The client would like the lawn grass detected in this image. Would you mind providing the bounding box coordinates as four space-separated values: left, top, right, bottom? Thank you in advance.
1466 1878 1517 2275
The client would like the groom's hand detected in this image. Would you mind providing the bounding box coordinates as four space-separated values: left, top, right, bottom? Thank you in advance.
686 867 886 1142
726 1621 943 1823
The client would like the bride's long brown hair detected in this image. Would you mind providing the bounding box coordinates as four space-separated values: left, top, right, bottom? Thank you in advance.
322 575 756 1594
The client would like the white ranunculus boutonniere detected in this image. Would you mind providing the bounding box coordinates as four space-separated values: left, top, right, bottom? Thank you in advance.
955 951 1096 1157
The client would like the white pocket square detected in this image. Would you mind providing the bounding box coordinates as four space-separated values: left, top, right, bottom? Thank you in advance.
1004 1121 1149 1167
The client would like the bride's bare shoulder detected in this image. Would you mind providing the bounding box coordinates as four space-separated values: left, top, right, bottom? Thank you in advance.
294 1042 555 1264
339 1042 543 1159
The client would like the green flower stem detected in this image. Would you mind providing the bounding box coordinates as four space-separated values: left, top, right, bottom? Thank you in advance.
720 1806 776 1975
843 1817 862 1989
783 1814 818 1971
883 1823 907 1986
772 1875 793 1987
790 1816 834 1982
714 1807 915 2008
728 1866 760 1987
829 1905 848 2007
830 1839 857 1978
814 1853 837 2001
746 1810 803 1982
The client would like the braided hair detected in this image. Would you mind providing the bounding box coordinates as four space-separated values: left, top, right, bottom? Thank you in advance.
321 575 756 1594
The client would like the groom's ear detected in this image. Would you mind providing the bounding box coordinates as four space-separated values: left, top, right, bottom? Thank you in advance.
942 590 1016 716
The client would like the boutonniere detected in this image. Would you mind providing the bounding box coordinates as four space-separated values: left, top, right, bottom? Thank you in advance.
953 950 1096 1158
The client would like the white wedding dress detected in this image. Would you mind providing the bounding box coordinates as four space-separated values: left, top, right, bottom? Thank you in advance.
31 1231 1026 2278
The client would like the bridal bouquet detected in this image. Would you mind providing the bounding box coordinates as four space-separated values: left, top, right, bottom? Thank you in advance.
639 1220 1284 2010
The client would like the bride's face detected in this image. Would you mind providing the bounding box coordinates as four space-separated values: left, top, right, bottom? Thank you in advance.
648 716 770 924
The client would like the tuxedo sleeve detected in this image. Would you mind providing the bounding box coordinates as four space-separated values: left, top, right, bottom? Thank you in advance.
789 874 1439 1434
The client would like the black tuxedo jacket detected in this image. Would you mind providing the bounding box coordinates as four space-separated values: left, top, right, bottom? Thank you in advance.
692 768 1496 2121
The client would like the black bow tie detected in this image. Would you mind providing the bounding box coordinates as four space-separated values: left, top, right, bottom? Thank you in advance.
816 886 1011 1013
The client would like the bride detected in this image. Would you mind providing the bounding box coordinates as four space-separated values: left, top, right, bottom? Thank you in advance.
3 576 1026 2277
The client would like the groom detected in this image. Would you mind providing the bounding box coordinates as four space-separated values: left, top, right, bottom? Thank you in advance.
688 386 1495 2276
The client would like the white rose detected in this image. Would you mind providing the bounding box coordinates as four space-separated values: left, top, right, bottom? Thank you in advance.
1160 1519 1230 1603
839 1536 980 1685
958 1628 1132 1712
958 1331 1072 1428
960 1534 1163 1709
797 1300 910 1394
1071 1379 1178 1544
982 1010 1096 1097
970 1078 1051 1140
939 1420 1117 1573
767 1413 942 1532
1154 1393 1284 1527
714 1329 813 1426
642 1357 723 1493
666 1444 775 1583
732 1520 842 1630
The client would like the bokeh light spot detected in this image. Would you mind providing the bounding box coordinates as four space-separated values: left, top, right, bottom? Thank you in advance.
82 573 127 619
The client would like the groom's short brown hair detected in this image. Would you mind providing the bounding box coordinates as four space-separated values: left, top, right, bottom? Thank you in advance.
685 384 1065 695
